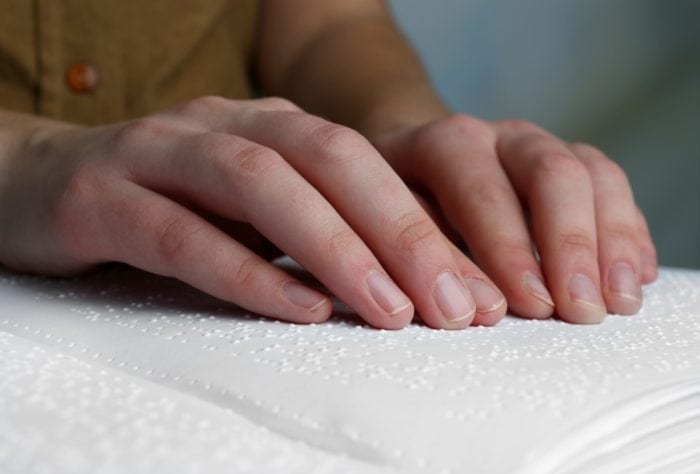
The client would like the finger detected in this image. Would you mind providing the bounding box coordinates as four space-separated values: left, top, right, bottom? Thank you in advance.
208 220 283 261
496 122 607 324
446 239 507 326
570 143 643 315
96 181 332 323
219 111 481 329
158 194 283 260
406 115 555 320
400 180 510 327
636 206 658 283
410 189 461 244
125 127 415 329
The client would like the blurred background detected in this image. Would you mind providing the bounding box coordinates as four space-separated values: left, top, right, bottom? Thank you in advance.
389 0 700 269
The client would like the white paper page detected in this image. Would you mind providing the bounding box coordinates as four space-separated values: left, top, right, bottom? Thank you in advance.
0 331 388 474
1 262 700 473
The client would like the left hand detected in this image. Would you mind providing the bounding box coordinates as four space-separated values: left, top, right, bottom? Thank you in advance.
371 114 658 324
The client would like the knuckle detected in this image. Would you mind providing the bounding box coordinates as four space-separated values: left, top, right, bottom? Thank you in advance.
232 145 285 185
392 210 440 253
326 228 359 256
497 118 540 134
60 163 99 208
231 255 261 290
52 165 102 257
201 133 283 187
414 113 491 148
469 180 513 211
154 214 202 262
434 113 488 135
309 122 369 166
172 95 233 119
533 153 590 184
257 96 301 112
569 142 604 159
572 143 627 180
110 117 172 154
598 158 629 183
189 95 232 112
557 230 597 255
491 235 535 260
603 223 639 246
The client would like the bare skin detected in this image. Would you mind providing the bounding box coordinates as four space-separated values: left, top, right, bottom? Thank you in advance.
0 1 657 329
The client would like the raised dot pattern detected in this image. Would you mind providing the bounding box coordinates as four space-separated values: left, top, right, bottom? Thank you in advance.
0 332 389 474
1 262 700 473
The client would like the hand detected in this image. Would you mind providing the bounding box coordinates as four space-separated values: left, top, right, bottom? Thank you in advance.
0 97 510 329
372 114 658 324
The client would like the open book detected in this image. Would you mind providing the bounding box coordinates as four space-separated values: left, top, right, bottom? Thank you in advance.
1 260 700 473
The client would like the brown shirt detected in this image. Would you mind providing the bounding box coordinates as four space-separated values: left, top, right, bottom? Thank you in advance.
0 0 258 125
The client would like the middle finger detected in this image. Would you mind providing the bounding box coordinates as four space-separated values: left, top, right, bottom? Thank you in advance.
497 123 607 324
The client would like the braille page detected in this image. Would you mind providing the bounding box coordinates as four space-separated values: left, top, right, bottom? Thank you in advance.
1 263 700 474
0 331 388 474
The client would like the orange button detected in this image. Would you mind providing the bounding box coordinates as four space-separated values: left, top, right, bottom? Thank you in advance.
65 63 99 93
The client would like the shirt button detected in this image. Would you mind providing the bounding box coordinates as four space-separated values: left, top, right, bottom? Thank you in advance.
65 63 99 93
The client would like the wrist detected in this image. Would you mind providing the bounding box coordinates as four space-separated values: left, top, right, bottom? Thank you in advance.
0 114 77 172
0 113 80 219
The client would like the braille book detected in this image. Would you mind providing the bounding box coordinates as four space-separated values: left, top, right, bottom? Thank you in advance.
1 261 700 473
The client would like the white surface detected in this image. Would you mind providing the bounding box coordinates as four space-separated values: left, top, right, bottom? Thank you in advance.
1 263 700 473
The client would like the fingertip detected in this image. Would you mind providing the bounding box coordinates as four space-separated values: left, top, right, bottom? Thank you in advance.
558 310 607 325
463 277 508 326
374 303 415 330
418 303 475 330
554 273 608 324
472 305 507 326
300 299 334 324
464 277 505 313
605 293 642 316
557 301 607 324
281 280 333 323
642 264 658 284
364 269 415 329
641 248 658 283
485 271 554 320
423 313 475 330
429 271 477 330
518 271 556 319
512 302 554 321
604 261 643 315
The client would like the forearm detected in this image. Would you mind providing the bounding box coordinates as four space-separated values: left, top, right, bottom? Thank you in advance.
258 8 449 138
0 110 79 248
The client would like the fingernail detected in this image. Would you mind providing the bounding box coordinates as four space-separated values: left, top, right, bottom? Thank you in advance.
568 273 606 312
367 270 412 316
465 278 505 313
522 272 554 307
282 281 327 311
433 271 476 322
608 262 642 303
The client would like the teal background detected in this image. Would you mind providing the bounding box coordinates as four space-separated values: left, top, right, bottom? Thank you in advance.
389 0 700 269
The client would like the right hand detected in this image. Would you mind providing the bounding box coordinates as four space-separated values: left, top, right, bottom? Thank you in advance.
0 97 507 329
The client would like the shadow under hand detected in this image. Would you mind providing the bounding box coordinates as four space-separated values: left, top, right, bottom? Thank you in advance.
0 259 367 328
